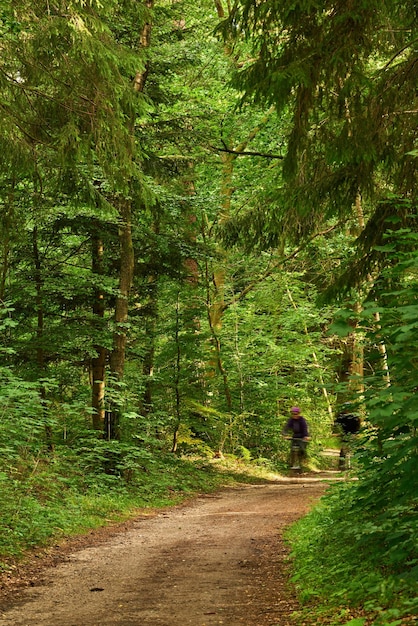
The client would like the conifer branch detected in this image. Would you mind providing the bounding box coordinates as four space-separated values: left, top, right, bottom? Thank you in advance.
383 37 418 70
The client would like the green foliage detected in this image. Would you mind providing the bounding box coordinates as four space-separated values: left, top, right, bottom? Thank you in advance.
0 368 49 458
234 444 252 461
287 223 418 624
287 481 418 624
220 0 417 296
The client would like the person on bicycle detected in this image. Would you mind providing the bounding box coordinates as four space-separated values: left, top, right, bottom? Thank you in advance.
335 407 360 470
282 406 310 469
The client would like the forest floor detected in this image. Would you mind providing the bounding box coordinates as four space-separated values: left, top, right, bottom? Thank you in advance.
0 473 339 626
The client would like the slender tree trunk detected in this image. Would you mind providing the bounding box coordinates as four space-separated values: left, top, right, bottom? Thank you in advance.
141 274 158 414
348 192 390 398
169 163 201 451
91 228 107 430
208 316 233 413
103 0 153 440
349 193 365 395
336 192 366 404
355 193 390 386
0 242 9 301
133 0 153 93
232 296 245 413
0 235 9 302
348 300 364 396
373 310 390 385
105 200 135 441
32 226 54 451
205 257 233 417
136 0 158 416
209 108 275 357
171 292 182 453
0 191 13 301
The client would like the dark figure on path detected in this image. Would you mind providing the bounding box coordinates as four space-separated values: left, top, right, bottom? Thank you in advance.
282 406 310 470
335 409 361 470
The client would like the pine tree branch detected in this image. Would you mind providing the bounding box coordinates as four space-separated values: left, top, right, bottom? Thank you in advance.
383 37 418 70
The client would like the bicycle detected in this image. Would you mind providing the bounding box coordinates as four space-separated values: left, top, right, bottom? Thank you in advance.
338 433 355 470
285 437 308 471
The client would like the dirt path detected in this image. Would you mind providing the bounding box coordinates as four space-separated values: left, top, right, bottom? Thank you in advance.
0 480 328 626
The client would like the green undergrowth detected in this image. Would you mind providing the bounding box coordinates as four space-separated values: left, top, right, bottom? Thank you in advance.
0 447 273 571
286 480 418 626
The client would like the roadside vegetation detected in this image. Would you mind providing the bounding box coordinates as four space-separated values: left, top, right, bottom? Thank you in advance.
286 231 418 626
288 478 418 626
0 450 266 567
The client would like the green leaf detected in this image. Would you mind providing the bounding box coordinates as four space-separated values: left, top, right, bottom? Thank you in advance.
329 319 353 337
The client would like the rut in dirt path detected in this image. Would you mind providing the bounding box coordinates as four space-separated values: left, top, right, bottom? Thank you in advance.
0 481 327 626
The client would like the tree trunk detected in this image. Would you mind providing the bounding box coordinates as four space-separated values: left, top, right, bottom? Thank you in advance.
348 301 364 395
0 189 14 301
105 200 135 441
141 275 158 414
32 226 54 452
91 228 107 430
171 292 182 453
103 0 153 440
209 109 275 358
0 241 9 301
133 0 153 93
204 256 233 454
232 296 245 412
0 232 10 302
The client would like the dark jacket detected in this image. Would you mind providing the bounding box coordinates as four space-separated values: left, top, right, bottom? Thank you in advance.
283 416 309 439
336 412 360 435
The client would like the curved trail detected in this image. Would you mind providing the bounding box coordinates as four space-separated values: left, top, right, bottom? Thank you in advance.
0 481 327 626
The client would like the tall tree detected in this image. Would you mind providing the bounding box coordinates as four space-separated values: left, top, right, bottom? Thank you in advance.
219 0 417 275
1 0 152 440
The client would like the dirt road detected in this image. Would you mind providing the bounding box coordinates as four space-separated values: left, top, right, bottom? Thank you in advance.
0 480 327 626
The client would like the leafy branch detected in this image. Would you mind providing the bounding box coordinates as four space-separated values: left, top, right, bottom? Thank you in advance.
220 222 342 313
211 144 284 159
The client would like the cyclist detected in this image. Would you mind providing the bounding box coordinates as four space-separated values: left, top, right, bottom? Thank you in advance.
282 406 310 470
335 408 360 470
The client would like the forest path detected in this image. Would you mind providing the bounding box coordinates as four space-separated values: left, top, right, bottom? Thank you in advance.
0 479 330 626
